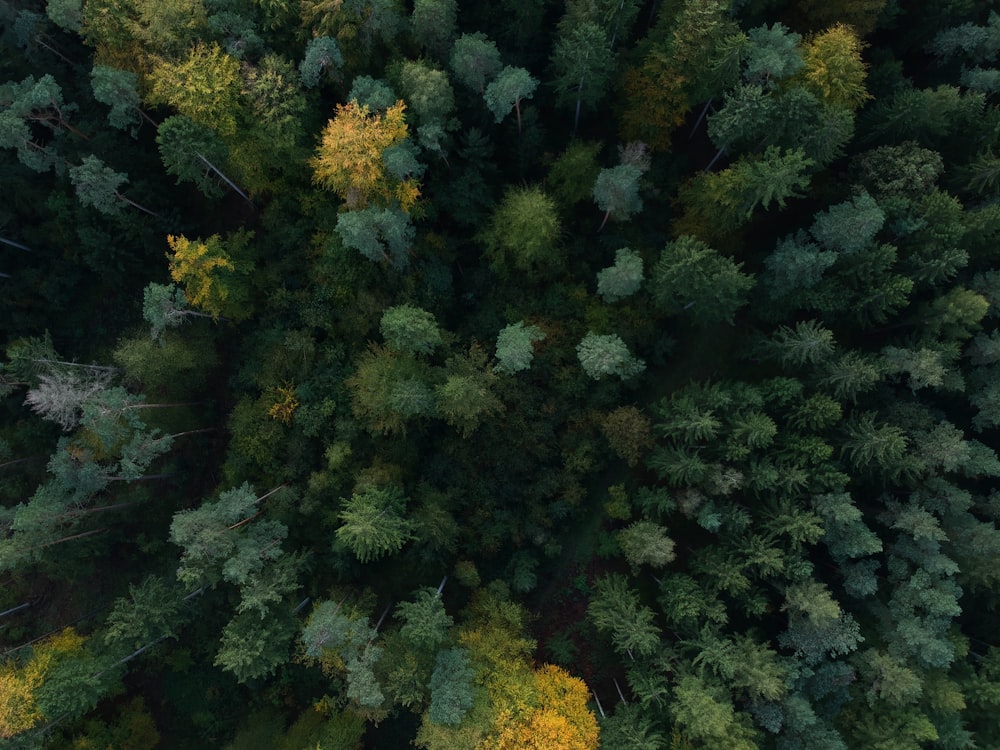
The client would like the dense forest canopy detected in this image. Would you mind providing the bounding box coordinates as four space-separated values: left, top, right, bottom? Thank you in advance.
2 0 1000 747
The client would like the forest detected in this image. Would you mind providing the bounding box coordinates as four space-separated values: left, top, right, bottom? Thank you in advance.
2 0 1000 747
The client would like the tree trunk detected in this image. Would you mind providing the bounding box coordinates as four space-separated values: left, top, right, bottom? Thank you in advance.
196 154 253 205
115 192 162 219
598 208 611 232
0 236 33 252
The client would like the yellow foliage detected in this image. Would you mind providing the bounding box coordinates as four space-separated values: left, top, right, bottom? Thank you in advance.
0 628 86 739
166 234 234 319
310 101 420 212
267 384 300 424
799 24 871 110
479 665 599 750
148 43 243 135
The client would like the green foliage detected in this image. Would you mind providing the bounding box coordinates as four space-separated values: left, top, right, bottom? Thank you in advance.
483 66 538 129
336 207 414 270
588 573 661 657
69 156 127 216
90 65 141 133
411 0 457 57
617 521 675 570
396 587 452 651
300 37 343 88
494 321 545 375
157 115 229 198
336 485 414 563
650 236 754 325
576 332 645 381
481 186 561 277
593 165 643 227
450 33 502 94
428 648 475 725
380 305 443 354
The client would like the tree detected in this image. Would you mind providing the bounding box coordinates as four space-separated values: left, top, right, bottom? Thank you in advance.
299 37 343 88
349 75 398 111
147 43 243 136
798 24 870 110
24 369 113 431
617 521 675 570
310 100 419 211
495 321 546 375
434 347 503 436
335 206 415 269
484 66 538 133
335 485 414 563
156 115 246 200
69 155 158 217
759 233 838 311
411 0 457 58
588 574 661 657
757 320 836 368
428 648 475 725
0 74 75 172
450 33 502 94
576 333 645 381
481 186 561 277
593 165 643 230
650 235 754 325
0 628 87 739
596 248 643 302
809 192 884 254
551 21 616 132
141 282 214 340
380 305 443 355
166 232 253 320
90 65 144 134
396 587 452 651
169 483 288 588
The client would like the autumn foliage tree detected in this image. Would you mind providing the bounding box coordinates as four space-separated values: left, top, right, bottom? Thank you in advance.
310 100 420 211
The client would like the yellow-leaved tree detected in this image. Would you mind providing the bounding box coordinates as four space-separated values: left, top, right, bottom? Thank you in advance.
310 100 420 212
483 665 599 750
415 586 599 750
0 628 86 739
148 42 243 135
166 231 254 320
798 24 871 110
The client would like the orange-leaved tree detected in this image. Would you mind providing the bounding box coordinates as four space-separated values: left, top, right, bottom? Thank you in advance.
310 100 420 212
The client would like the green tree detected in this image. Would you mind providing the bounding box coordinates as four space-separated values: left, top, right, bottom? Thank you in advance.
69 155 158 217
588 574 661 657
90 65 145 134
299 37 343 88
551 21 616 132
411 0 457 58
617 521 675 570
335 485 414 563
593 165 643 230
450 33 502 94
577 332 645 381
495 321 545 375
650 235 754 325
156 115 244 200
597 248 643 302
396 587 453 651
435 346 503 436
380 305 443 355
484 66 538 133
335 207 414 270
428 648 475 725
810 191 884 254
169 483 288 588
481 186 561 277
